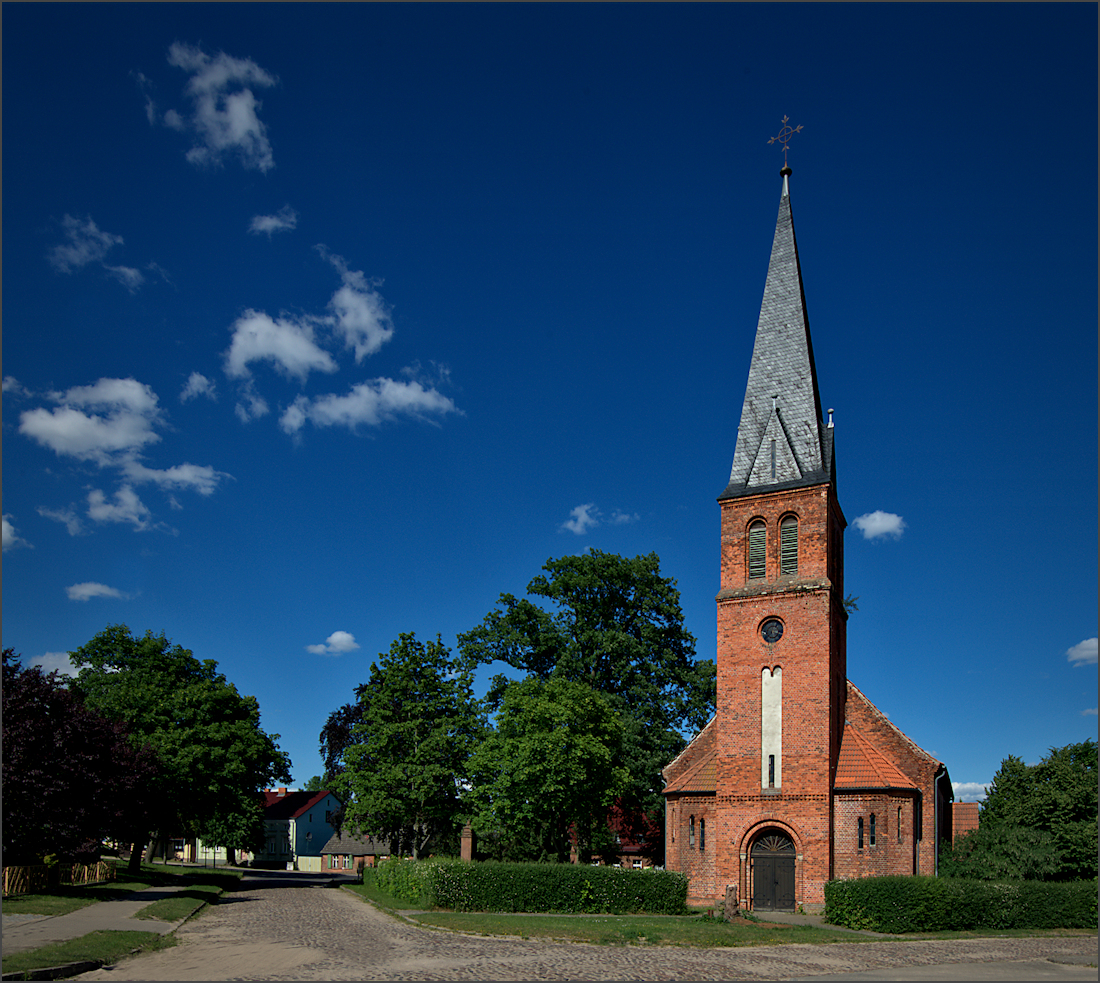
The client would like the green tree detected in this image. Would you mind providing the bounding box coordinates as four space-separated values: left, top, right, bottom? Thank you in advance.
458 551 714 857
70 625 292 872
303 775 325 792
333 633 484 859
941 741 1098 881
466 676 630 862
2 649 159 864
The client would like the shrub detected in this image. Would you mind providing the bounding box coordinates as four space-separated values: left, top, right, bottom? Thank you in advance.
372 859 687 914
824 876 1097 932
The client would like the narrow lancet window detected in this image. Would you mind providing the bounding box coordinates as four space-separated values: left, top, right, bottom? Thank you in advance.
748 521 766 579
870 813 876 846
780 515 798 576
699 819 706 850
857 817 864 849
689 816 695 848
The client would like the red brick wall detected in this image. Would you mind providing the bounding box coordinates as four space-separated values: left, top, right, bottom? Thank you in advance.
843 683 944 876
833 793 920 878
666 795 718 902
713 481 847 909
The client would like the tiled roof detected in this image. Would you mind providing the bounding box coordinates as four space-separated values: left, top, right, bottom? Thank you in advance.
663 745 717 794
262 789 338 820
320 831 390 856
833 723 917 790
722 173 828 500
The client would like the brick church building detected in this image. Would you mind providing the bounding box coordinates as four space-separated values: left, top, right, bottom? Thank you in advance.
663 167 953 912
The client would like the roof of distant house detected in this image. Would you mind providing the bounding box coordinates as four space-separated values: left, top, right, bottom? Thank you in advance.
320 831 391 856
262 788 339 820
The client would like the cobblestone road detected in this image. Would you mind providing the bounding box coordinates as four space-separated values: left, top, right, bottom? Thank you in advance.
75 873 1098 981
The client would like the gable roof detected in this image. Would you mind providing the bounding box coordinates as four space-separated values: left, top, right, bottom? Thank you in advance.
262 789 338 820
833 722 918 791
663 744 717 795
722 171 829 500
320 831 391 856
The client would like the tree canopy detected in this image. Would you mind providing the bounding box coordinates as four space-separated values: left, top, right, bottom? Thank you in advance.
329 633 484 859
941 740 1098 881
466 676 630 862
70 625 292 869
458 550 715 856
2 649 159 864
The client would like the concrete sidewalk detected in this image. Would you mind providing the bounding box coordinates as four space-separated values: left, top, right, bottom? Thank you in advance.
1 883 193 955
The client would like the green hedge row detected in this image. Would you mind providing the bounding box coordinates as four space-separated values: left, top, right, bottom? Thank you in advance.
824 876 1098 932
370 858 688 914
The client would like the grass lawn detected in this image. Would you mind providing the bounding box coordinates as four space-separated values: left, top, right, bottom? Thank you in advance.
3 861 241 916
133 884 223 922
344 882 864 947
0 930 177 977
345 881 1098 948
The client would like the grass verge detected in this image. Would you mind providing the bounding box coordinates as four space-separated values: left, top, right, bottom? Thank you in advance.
344 881 1097 948
133 884 223 922
3 861 241 916
0 930 176 977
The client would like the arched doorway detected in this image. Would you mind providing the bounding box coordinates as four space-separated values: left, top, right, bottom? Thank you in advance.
750 830 796 911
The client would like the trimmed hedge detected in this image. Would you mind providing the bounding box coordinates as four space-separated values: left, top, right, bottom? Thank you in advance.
824 875 1098 932
370 858 688 914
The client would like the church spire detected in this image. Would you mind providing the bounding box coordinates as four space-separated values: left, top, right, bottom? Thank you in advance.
722 170 829 499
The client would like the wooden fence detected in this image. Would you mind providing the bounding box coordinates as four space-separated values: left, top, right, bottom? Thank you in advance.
2 860 117 896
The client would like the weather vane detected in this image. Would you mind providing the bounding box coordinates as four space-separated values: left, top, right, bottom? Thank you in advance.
768 115 802 170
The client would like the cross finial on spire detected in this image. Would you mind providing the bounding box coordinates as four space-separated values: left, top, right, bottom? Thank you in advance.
768 115 802 173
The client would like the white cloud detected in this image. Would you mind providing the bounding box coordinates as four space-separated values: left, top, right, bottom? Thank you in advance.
105 265 146 292
48 215 124 273
317 247 395 362
1067 638 1098 666
306 630 361 656
31 652 79 677
2 515 32 552
279 378 459 434
250 205 298 236
609 510 640 525
952 781 989 803
19 378 162 465
234 382 270 423
224 309 338 382
122 461 229 496
852 510 907 540
38 505 84 536
66 581 132 602
166 43 278 172
4 376 28 396
180 372 216 403
561 503 601 535
87 485 152 530
1083 708 1098 716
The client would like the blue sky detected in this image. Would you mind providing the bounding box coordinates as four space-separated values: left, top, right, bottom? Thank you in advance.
3 4 1096 804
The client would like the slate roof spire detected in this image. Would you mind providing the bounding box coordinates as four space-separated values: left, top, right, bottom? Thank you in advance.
721 169 831 499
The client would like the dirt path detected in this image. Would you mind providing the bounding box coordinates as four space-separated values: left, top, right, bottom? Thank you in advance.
73 874 1097 981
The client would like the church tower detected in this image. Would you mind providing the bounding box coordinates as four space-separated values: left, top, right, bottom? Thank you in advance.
712 164 847 910
662 161 952 911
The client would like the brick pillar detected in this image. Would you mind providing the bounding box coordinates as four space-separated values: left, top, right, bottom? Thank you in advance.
460 824 474 862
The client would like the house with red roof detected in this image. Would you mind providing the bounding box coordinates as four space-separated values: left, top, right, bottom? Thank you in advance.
254 788 343 870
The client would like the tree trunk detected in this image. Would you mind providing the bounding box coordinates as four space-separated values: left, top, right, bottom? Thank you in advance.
129 837 146 874
225 847 237 867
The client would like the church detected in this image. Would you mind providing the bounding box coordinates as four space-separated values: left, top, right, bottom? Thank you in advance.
662 162 953 912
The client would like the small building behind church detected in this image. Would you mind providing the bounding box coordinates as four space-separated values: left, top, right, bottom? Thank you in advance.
663 164 955 912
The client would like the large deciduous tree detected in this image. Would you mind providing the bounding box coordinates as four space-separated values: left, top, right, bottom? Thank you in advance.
331 633 484 859
941 740 1098 881
466 676 629 862
70 625 292 871
458 551 715 858
2 649 159 864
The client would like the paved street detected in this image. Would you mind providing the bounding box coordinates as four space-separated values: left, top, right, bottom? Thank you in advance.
70 870 1096 981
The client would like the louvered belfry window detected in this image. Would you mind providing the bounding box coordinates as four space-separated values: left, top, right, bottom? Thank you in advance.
748 521 766 579
780 515 798 576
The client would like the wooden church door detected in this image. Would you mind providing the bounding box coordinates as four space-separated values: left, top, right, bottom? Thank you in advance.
751 832 796 910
